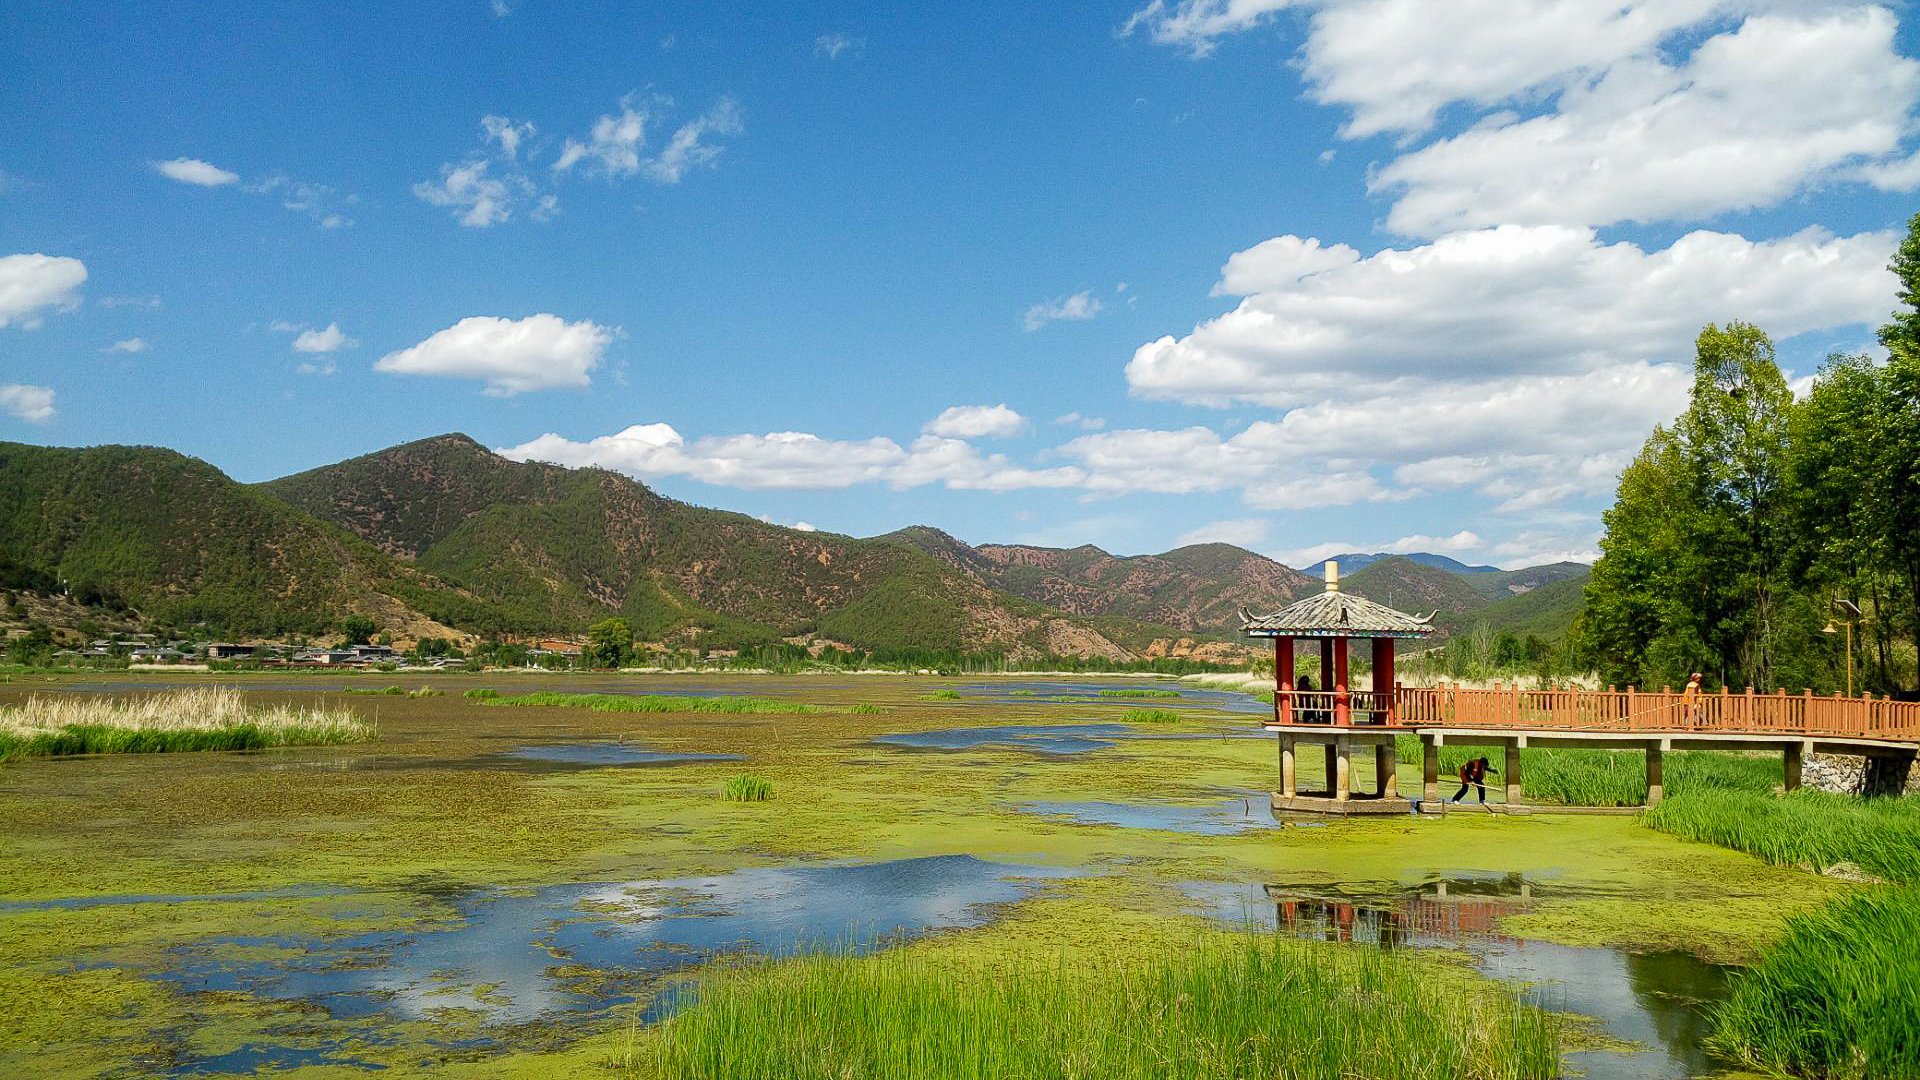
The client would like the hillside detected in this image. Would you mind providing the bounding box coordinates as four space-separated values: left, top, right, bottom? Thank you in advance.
1470 575 1591 641
0 441 469 638
1341 557 1491 633
880 527 1314 635
1457 561 1592 601
264 435 1153 658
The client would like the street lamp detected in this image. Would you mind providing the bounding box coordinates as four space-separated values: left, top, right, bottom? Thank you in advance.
1823 599 1870 697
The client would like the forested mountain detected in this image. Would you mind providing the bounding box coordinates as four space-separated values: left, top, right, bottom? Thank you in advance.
1339 557 1492 633
881 526 1315 635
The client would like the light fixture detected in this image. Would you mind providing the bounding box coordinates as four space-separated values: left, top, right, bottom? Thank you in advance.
1822 622 1838 635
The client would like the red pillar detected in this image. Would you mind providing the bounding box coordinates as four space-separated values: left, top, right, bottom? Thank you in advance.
1275 636 1294 724
1333 636 1350 725
1372 637 1396 724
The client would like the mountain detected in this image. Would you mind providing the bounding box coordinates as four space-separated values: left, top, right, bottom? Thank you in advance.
262 435 1150 658
1456 561 1592 601
1303 552 1500 576
880 527 1315 635
1340 556 1491 633
1469 575 1591 641
0 441 470 638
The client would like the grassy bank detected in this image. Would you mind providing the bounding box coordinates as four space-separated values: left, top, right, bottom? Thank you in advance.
623 935 1559 1080
479 692 869 715
1711 884 1920 1080
0 686 371 762
1642 789 1920 884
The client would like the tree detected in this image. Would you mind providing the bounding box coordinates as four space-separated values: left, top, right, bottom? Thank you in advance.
340 614 378 647
1876 210 1920 678
586 617 634 669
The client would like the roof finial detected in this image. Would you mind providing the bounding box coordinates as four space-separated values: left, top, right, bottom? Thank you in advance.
1324 559 1339 593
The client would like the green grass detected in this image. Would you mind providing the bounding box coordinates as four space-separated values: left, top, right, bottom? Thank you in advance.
1121 708 1182 724
0 686 371 763
921 688 962 701
405 686 441 698
483 692 830 715
463 687 500 700
1096 687 1180 699
622 935 1559 1080
1710 884 1920 1080
1395 739 1781 806
846 704 886 714
723 773 773 801
344 684 406 696
1641 789 1920 884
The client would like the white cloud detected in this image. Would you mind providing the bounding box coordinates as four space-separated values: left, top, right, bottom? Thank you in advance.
925 404 1030 438
1127 225 1894 407
1386 530 1481 554
553 94 742 183
1118 0 1297 57
414 159 531 227
1175 518 1271 548
482 115 535 160
490 0 511 15
646 99 743 184
1023 289 1105 331
152 157 239 186
296 359 339 376
815 33 863 58
375 314 614 396
104 338 148 354
1055 412 1106 430
247 175 357 228
791 521 818 532
0 384 55 423
292 322 356 354
0 254 87 329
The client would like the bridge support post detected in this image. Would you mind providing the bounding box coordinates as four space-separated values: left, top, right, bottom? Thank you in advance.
1646 739 1666 807
1504 737 1524 805
1422 735 1439 802
1784 740 1805 793
1334 734 1351 801
1325 743 1338 795
1279 734 1297 798
1376 740 1398 797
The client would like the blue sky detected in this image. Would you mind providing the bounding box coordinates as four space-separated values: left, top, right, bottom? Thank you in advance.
5 1 1919 569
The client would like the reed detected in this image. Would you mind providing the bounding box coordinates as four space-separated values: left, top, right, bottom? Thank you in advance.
1710 884 1920 1079
463 687 501 700
623 934 1559 1080
0 686 372 762
722 773 773 801
846 704 887 714
1120 708 1182 724
1641 789 1920 884
921 688 962 701
484 692 829 715
344 685 406 696
1096 688 1180 699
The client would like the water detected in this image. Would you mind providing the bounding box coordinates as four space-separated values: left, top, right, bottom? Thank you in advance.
60 855 1069 1073
501 743 744 767
1018 796 1293 834
873 723 1136 755
959 680 1269 714
1185 874 1732 1080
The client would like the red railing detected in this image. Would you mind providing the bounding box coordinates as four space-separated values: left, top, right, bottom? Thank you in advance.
1385 683 1920 742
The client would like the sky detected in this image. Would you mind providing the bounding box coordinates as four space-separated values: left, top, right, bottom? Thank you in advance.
4 1 1919 570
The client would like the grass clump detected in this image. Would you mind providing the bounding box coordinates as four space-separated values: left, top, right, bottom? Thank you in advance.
626 935 1558 1080
921 688 962 701
484 692 828 716
1097 687 1180 699
1121 708 1182 724
1642 789 1920 884
344 684 406 696
722 773 773 802
0 686 371 762
405 686 441 698
1710 884 1920 1079
845 704 886 715
463 687 500 700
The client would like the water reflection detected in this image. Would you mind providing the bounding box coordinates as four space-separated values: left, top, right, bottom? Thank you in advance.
1019 797 1293 835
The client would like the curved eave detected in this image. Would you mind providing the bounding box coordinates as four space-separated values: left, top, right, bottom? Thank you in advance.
1242 627 1435 640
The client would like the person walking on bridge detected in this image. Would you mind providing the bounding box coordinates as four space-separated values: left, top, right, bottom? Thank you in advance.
1682 672 1703 727
1450 756 1497 804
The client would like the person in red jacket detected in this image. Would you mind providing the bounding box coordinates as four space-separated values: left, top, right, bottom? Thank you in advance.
1450 756 1498 804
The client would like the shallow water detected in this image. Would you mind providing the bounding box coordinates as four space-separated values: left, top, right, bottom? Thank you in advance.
1018 796 1295 834
959 679 1269 714
873 722 1137 754
501 743 745 767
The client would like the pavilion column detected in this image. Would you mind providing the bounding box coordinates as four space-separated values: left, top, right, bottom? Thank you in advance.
1275 636 1294 724
1279 734 1297 797
1333 636 1351 725
1372 638 1396 724
1375 740 1398 798
1334 733 1352 801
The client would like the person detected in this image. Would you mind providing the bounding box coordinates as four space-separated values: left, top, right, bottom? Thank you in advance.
1681 672 1703 727
1296 673 1322 724
1450 756 1498 803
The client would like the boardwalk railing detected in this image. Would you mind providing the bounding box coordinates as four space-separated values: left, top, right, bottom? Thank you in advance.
1389 683 1920 742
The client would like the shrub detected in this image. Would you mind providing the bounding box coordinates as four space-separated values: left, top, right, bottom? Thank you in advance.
724 773 773 802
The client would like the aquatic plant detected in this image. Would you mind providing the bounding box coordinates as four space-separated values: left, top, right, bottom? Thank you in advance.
0 686 372 762
405 686 441 698
846 704 886 714
723 773 773 801
1641 789 1920 884
344 684 406 696
463 687 500 700
1096 687 1180 699
921 688 962 701
484 692 830 715
1121 708 1181 724
625 934 1559 1079
1710 883 1920 1080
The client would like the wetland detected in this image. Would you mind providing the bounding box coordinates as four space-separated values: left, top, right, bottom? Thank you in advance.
0 673 1858 1077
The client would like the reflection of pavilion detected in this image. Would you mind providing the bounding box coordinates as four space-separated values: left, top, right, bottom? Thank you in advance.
1263 877 1533 948
1240 561 1436 813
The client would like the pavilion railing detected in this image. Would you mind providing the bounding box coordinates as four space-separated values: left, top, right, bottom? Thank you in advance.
1388 683 1920 742
1273 689 1397 725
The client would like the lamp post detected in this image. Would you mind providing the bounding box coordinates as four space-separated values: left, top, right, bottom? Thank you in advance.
1822 599 1870 698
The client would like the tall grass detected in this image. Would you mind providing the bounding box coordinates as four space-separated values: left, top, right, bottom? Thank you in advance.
846 704 887 715
1121 708 1182 724
344 684 406 696
484 692 829 715
463 687 500 700
1097 688 1180 699
1710 884 1920 1080
1641 790 1920 884
921 688 962 701
0 686 372 762
623 935 1559 1080
723 773 773 801
1394 738 1780 806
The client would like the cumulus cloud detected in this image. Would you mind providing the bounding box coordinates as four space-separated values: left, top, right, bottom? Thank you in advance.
925 404 1030 438
414 159 532 227
104 338 148 353
375 314 614 396
1174 518 1271 548
0 384 55 423
1055 412 1106 430
1023 289 1105 331
292 322 356 354
1127 225 1894 407
0 254 87 329
553 94 742 183
152 157 239 186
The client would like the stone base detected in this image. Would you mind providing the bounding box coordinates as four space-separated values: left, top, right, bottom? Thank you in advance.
1273 791 1414 815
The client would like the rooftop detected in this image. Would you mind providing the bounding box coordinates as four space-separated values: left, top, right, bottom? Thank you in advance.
1240 561 1437 640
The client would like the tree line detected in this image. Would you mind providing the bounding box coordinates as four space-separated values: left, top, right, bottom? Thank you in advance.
1584 214 1920 697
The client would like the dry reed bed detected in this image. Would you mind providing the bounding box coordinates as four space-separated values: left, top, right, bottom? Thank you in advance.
0 685 372 761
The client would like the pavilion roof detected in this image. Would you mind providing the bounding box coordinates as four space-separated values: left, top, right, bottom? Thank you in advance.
1239 588 1437 640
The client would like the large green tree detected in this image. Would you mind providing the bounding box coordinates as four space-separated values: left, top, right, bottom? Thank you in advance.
585 616 635 669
